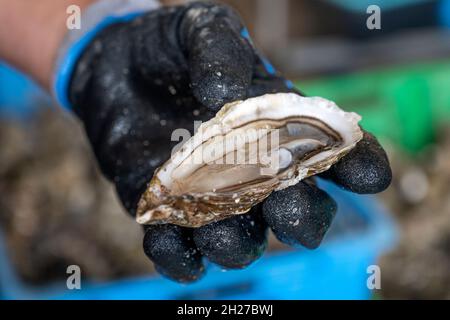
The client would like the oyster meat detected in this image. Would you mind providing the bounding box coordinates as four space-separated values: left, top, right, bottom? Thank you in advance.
136 93 363 227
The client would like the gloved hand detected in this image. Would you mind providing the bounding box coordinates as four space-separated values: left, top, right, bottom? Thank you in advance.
60 1 391 282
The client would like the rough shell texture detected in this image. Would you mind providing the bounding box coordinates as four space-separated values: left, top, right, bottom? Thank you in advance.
136 93 363 227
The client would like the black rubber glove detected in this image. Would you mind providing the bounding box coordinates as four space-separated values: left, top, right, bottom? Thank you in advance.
69 2 391 283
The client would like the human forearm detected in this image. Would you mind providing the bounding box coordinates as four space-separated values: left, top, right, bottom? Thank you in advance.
0 0 94 89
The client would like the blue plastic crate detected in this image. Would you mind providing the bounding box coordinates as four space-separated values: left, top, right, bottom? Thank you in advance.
0 179 397 300
0 63 398 300
0 63 51 118
326 0 428 12
439 0 450 27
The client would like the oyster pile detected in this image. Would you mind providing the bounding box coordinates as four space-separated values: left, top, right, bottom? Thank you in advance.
137 93 363 227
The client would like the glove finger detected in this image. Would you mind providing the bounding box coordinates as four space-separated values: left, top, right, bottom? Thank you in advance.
180 3 254 111
143 224 205 283
319 130 392 194
262 180 337 249
193 206 268 269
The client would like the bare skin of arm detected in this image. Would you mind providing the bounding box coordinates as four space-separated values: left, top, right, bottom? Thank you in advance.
0 0 94 90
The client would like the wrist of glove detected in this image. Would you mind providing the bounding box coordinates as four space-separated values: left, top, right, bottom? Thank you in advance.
59 1 391 283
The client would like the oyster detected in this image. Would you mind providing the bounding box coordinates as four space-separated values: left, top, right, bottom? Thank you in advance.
136 93 363 227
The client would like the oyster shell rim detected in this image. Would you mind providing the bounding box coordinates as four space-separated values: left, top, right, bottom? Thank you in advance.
136 93 363 227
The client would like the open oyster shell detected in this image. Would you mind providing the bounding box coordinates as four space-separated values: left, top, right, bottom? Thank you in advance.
136 93 363 227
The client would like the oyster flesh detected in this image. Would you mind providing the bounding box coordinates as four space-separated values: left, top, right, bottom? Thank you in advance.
136 93 363 227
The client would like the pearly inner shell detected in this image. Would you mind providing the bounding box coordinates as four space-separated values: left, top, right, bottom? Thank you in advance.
136 93 363 227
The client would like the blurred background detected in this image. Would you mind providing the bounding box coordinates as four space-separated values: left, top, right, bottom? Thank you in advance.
1 0 450 299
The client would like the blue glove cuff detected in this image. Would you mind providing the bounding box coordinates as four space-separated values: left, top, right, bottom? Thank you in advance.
53 0 160 111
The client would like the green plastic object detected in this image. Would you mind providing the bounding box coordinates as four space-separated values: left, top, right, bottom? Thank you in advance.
296 60 450 154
